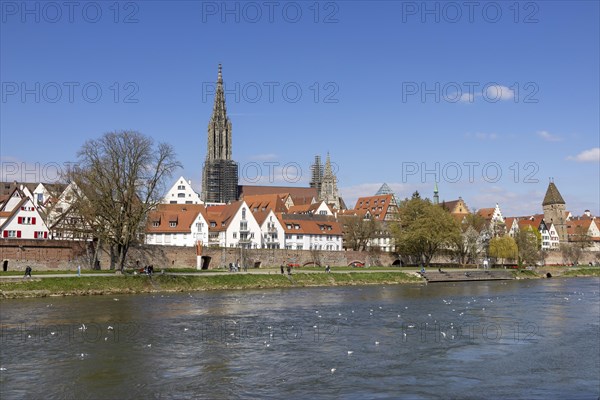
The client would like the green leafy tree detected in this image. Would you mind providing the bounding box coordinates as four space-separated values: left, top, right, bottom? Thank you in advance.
391 197 460 266
515 227 541 267
488 236 518 267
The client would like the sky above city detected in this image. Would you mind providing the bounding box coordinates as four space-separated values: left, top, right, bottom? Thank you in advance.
1 1 599 216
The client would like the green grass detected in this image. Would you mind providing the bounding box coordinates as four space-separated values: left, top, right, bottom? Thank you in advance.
511 269 541 278
561 268 600 277
0 272 422 298
0 269 113 276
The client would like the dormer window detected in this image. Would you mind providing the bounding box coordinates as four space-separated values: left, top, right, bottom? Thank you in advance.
153 222 159 227
170 222 176 227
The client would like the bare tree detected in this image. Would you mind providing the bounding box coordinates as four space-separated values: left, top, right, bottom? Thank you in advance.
69 131 180 270
340 215 379 251
452 213 488 265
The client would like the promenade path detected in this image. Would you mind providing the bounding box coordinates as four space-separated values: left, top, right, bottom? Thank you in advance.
0 268 428 280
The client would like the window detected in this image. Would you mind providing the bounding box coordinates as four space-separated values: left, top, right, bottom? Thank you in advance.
294 224 300 229
297 235 303 239
210 222 216 227
297 245 303 250
170 222 176 227
242 208 246 220
178 193 186 198
285 234 291 240
178 185 185 190
153 222 159 227
233 233 237 239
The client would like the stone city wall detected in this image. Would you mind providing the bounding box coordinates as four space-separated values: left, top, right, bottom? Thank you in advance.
1 239 598 271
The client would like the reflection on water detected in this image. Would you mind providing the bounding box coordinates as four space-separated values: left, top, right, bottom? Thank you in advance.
1 278 598 399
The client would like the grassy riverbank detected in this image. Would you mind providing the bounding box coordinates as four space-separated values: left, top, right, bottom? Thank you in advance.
0 272 422 299
561 268 600 278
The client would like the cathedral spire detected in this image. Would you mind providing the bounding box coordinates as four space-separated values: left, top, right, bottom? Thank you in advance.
207 64 232 161
202 64 238 204
319 152 340 209
433 182 439 205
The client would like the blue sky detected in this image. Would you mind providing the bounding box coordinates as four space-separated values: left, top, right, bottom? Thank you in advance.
1 0 599 216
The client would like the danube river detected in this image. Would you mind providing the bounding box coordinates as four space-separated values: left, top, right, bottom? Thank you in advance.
1 278 599 399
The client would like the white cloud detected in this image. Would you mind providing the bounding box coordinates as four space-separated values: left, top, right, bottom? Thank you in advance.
470 187 545 216
484 85 514 101
459 93 475 103
249 153 279 161
465 132 498 140
537 130 562 142
567 147 600 163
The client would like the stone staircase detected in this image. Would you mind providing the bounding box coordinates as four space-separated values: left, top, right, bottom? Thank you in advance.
419 269 514 283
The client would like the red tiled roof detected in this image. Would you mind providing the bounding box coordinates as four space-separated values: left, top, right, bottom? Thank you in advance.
243 194 287 213
353 194 396 221
239 185 317 199
476 208 495 219
146 204 208 233
567 219 594 235
278 215 343 235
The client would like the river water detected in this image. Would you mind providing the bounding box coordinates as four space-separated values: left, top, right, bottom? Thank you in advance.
1 278 599 399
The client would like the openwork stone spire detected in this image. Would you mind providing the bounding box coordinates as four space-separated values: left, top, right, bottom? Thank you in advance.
207 63 232 161
202 64 238 203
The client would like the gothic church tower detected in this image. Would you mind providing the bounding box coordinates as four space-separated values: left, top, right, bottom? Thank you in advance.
201 65 239 203
319 153 340 209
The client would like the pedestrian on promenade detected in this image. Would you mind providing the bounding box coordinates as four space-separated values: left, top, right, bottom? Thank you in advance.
77 265 81 277
287 265 292 275
23 266 32 279
483 259 489 270
281 265 284 275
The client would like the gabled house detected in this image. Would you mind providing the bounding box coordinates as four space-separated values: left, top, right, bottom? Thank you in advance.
280 214 343 251
253 209 285 249
243 194 288 213
353 194 399 222
288 200 333 216
517 215 559 250
145 204 208 246
44 182 93 241
163 176 202 205
476 203 506 236
567 219 600 251
0 187 50 239
205 201 262 249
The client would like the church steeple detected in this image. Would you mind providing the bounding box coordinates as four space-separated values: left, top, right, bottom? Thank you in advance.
319 153 340 209
433 182 439 205
207 63 232 161
202 64 239 204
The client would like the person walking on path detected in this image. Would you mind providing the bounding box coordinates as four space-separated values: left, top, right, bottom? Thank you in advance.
280 265 285 275
23 266 32 279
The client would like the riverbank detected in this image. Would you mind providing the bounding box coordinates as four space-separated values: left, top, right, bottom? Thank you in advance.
0 271 423 299
1 267 597 299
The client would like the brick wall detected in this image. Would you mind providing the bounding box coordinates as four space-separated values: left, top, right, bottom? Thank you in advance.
2 239 598 271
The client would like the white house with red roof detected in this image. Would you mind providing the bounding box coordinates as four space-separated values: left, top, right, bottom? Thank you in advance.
0 187 50 239
279 214 343 251
145 204 209 247
204 201 262 249
162 176 202 205
253 209 285 249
